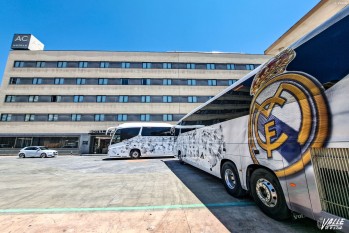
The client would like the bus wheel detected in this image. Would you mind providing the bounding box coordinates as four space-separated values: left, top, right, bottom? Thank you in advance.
250 168 291 220
221 162 246 197
130 149 140 159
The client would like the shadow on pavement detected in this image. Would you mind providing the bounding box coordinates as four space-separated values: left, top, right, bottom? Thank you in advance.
163 159 321 233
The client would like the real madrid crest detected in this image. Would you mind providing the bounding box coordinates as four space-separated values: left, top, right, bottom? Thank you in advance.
248 48 330 177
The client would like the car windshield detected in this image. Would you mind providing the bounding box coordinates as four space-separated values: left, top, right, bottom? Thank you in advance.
38 146 49 150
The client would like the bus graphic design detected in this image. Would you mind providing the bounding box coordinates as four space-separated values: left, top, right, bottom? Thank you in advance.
175 8 349 229
248 48 330 177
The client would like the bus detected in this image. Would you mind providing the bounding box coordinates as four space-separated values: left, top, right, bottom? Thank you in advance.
107 123 174 158
175 7 349 230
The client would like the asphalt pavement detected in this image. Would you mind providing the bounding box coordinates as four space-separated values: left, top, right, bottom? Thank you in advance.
0 156 322 232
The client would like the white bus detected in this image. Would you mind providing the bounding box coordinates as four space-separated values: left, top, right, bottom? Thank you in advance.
107 123 174 158
175 8 349 230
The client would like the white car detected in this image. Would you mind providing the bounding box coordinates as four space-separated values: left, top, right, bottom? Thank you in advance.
18 146 58 158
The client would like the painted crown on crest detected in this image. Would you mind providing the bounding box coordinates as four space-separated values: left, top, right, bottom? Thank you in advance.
250 48 296 96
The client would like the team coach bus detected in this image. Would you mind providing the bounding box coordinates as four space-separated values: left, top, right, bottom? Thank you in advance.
175 7 349 230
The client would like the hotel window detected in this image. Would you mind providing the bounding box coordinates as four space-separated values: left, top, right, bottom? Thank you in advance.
121 78 129 85
188 96 197 103
208 79 217 86
71 114 81 121
206 64 215 70
25 114 35 122
100 62 109 68
119 96 128 103
163 79 172 85
142 62 151 69
79 61 88 68
141 96 151 103
142 78 151 85
228 80 238 85
51 95 62 102
163 96 172 103
32 78 42 84
14 61 24 68
141 114 150 121
5 95 16 102
163 63 172 69
186 63 195 69
96 95 106 102
98 78 108 85
48 114 58 121
187 79 196 86
76 78 86 85
163 114 173 121
122 62 130 68
246 64 254 70
1 114 11 122
28 95 39 102
227 64 235 70
73 95 84 103
94 114 105 121
54 78 64 85
57 61 67 68
10 78 20 84
36 61 45 68
117 114 127 121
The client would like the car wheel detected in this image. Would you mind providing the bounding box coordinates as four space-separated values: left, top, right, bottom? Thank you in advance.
19 153 25 158
221 161 247 197
40 153 47 158
130 149 140 159
250 168 291 220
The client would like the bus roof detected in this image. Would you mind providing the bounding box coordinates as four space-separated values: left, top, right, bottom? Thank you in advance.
176 6 349 125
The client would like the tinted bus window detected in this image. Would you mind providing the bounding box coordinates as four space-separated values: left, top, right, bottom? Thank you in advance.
121 128 140 141
141 127 172 136
181 78 253 126
112 127 141 143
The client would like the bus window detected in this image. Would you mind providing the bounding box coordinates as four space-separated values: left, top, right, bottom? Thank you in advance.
181 79 253 127
141 127 172 136
112 127 140 144
111 129 121 144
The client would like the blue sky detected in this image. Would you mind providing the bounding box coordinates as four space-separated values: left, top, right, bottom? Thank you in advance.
0 0 318 82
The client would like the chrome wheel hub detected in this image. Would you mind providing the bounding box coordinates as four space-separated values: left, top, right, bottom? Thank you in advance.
224 169 236 189
256 178 277 207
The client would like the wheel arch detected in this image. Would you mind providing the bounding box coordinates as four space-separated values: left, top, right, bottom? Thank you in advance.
129 148 141 156
246 164 291 210
220 159 244 185
246 164 276 192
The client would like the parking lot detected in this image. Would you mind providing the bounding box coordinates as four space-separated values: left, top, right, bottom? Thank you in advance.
0 156 322 232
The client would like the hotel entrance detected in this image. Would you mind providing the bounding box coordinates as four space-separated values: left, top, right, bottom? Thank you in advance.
89 130 111 154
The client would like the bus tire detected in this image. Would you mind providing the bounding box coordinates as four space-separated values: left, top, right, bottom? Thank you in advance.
250 168 291 220
130 149 141 159
221 161 246 198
